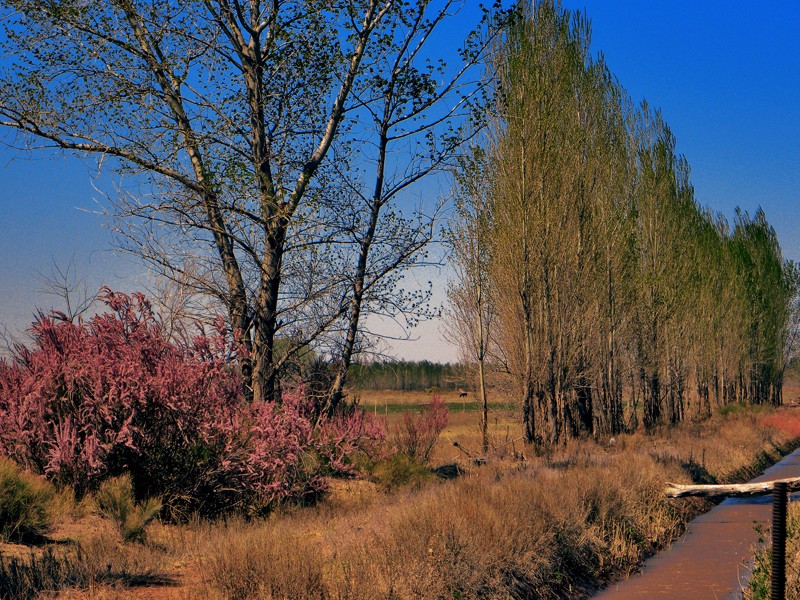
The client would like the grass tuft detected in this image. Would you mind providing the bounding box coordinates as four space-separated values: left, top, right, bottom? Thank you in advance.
0 548 85 600
95 474 162 543
0 458 54 543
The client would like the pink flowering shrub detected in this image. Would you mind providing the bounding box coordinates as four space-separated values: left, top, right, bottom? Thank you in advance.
236 389 384 508
314 400 386 474
0 289 384 517
393 393 449 464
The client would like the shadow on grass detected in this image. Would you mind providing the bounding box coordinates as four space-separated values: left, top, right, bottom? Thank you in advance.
0 547 177 600
99 571 178 588
432 463 464 479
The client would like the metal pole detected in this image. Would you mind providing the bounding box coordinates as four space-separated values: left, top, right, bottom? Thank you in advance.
772 481 788 600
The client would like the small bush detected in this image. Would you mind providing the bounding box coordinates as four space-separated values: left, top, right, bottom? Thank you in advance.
95 474 162 543
0 458 53 542
393 393 448 464
369 453 434 491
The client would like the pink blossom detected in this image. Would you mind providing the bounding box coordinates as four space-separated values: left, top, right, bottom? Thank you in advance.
0 290 385 514
393 392 449 464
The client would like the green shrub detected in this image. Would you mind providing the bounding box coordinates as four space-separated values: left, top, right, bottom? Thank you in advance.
95 474 162 543
718 402 771 418
369 453 433 490
0 458 53 542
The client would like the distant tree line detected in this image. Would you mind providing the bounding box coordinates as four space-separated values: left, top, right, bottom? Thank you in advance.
349 360 467 392
447 0 799 447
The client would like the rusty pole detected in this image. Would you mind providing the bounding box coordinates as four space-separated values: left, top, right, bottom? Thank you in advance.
772 481 788 600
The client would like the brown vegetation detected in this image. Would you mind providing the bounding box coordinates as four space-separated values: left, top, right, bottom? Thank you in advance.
3 405 799 599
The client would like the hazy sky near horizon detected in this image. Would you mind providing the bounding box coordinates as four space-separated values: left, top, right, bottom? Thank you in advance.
1 1 798 362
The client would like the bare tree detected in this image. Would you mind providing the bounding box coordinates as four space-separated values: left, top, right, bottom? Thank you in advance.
445 146 496 453
36 257 96 322
0 0 498 405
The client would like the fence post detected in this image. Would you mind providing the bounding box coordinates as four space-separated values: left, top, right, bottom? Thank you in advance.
772 481 788 600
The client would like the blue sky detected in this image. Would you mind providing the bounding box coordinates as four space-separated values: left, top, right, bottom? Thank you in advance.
569 0 800 259
1 1 798 361
0 149 138 338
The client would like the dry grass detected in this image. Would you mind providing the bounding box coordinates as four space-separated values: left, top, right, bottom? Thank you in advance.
3 402 800 599
192 407 800 599
195 454 700 599
0 494 178 599
0 531 175 599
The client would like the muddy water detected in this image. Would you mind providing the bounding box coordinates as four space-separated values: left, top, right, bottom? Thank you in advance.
595 447 800 599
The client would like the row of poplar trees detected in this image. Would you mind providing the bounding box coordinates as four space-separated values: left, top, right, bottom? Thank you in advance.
447 0 799 447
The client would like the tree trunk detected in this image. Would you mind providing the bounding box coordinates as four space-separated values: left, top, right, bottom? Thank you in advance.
479 356 489 454
644 368 661 429
574 373 594 436
522 316 538 444
252 224 287 404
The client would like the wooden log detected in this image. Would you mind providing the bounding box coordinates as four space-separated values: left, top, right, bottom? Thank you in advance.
452 440 476 458
665 477 800 498
451 440 487 465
